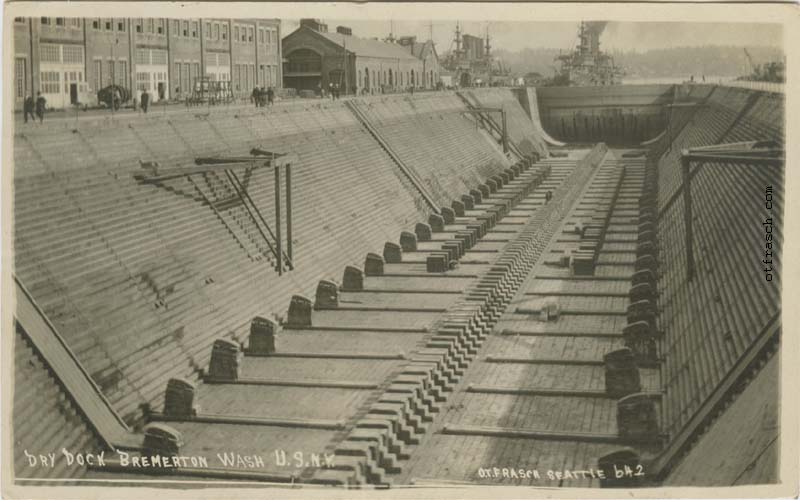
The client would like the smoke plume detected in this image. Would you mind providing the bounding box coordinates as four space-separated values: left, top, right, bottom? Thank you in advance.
585 21 608 37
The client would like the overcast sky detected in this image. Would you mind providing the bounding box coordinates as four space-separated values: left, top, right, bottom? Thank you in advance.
282 20 783 53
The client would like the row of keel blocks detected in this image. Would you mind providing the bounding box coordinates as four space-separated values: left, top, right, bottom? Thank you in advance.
627 175 659 366
310 159 541 485
332 163 546 485
596 159 661 488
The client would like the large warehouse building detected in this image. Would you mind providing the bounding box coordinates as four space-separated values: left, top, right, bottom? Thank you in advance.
12 16 282 110
282 19 440 95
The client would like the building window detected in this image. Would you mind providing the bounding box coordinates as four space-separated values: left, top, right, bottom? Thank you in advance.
135 19 143 33
174 62 181 92
150 49 166 65
117 60 128 87
248 27 254 42
15 17 26 23
286 49 322 73
40 71 60 94
182 21 189 37
205 22 210 38
157 19 164 34
182 62 190 92
173 20 179 34
55 17 65 26
214 23 220 40
104 60 114 86
93 60 102 90
259 29 265 43
136 48 149 65
105 19 112 30
147 18 154 33
40 17 50 25
40 44 61 63
63 45 84 64
117 20 125 31
190 63 198 89
15 58 27 99
192 21 198 38
222 24 228 40
136 72 151 91
234 26 239 43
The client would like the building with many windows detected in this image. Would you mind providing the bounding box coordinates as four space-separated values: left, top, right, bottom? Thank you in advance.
12 17 282 110
282 20 438 95
398 36 441 90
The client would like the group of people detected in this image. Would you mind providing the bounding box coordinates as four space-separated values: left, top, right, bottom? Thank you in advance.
326 82 342 100
251 86 275 107
22 92 47 124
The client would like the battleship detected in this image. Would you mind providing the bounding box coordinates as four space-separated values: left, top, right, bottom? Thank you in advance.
555 21 624 86
440 22 511 87
4 13 787 497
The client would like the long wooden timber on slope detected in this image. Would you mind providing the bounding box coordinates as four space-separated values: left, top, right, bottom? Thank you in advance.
14 276 140 451
85 147 604 485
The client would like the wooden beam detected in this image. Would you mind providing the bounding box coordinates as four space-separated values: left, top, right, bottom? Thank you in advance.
150 412 345 430
14 276 138 451
442 424 624 444
135 162 266 183
467 384 610 399
484 356 604 366
203 377 379 390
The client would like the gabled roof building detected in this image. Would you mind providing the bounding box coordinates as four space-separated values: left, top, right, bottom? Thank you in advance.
398 36 441 89
282 20 437 95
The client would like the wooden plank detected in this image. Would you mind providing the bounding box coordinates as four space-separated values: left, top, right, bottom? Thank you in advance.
484 356 604 367
204 377 379 390
246 351 406 361
466 384 610 399
14 276 137 450
441 424 622 444
150 412 345 430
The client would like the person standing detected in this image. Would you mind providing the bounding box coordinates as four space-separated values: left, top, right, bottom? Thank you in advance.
113 87 122 111
267 87 274 106
35 92 47 124
141 90 150 113
23 95 35 123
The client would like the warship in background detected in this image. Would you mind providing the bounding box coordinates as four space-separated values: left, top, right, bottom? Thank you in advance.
440 22 512 88
554 21 624 86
